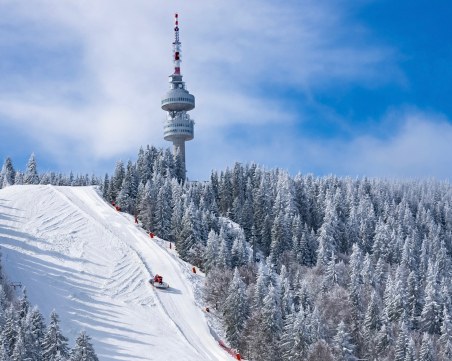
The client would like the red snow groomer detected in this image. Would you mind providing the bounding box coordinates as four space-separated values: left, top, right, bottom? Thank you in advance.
149 274 169 289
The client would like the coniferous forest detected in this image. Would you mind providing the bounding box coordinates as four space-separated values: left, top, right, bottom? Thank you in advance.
2 147 452 360
100 145 452 361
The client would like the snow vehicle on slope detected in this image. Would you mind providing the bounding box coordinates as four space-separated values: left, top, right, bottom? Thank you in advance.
149 274 170 289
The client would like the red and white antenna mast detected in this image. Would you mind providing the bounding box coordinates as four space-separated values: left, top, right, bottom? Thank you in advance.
173 13 181 75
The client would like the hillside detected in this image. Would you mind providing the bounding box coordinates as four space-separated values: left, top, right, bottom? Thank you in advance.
0 185 231 361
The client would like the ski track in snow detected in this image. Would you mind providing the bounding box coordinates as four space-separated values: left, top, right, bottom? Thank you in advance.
0 185 232 361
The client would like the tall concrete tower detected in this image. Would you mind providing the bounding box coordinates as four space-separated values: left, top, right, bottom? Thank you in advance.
161 13 195 177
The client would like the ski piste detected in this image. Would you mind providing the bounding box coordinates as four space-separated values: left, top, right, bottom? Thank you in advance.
0 185 235 361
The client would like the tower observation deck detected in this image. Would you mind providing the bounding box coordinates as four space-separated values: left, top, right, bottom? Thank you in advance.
162 13 195 178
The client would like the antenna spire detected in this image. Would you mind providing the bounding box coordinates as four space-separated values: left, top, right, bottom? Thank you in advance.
173 13 181 75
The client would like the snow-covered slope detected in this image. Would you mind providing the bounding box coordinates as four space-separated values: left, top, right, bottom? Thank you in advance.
0 185 232 361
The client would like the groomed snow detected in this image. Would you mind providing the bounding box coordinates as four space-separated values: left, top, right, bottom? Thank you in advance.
0 185 233 361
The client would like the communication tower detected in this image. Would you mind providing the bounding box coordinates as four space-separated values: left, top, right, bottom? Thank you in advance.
161 13 195 177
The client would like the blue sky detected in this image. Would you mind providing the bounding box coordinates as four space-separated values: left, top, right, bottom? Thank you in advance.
0 0 451 180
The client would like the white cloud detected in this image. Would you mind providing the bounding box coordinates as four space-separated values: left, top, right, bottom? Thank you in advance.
339 112 452 179
185 110 452 180
266 110 452 180
0 0 401 177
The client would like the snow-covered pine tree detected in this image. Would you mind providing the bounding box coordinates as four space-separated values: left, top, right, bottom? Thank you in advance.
404 336 416 361
69 331 99 361
421 261 442 335
281 307 308 360
406 269 423 330
0 332 11 361
439 306 452 360
155 177 173 239
395 320 409 361
0 286 6 328
222 268 249 349
419 332 436 361
108 161 125 202
116 161 138 213
254 262 270 308
137 180 154 232
2 305 19 356
23 153 39 185
256 283 283 361
216 234 231 270
11 331 26 361
177 201 199 260
333 320 357 361
316 197 339 268
376 313 394 356
231 231 248 268
323 251 338 290
25 306 46 361
372 218 390 263
279 266 293 319
1 157 15 188
204 230 219 272
42 310 69 361
363 289 382 343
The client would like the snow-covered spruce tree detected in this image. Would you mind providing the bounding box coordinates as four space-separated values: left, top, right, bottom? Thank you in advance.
322 251 338 290
155 177 173 239
404 336 416 361
2 305 19 356
222 268 249 350
363 289 382 357
25 306 46 361
258 283 283 361
116 160 138 214
69 331 98 361
216 233 231 270
102 174 109 199
439 306 452 360
108 160 125 202
316 197 339 268
279 266 294 319
1 157 15 188
253 261 270 309
138 180 154 232
333 320 357 361
204 230 219 272
42 310 69 361
395 320 409 361
419 332 436 361
177 201 202 264
230 231 248 268
281 307 309 360
11 331 26 361
421 260 442 335
23 153 39 185
407 269 423 330
0 332 12 361
0 287 6 328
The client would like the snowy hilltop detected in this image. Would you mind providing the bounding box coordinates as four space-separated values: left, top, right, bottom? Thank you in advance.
0 185 232 361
